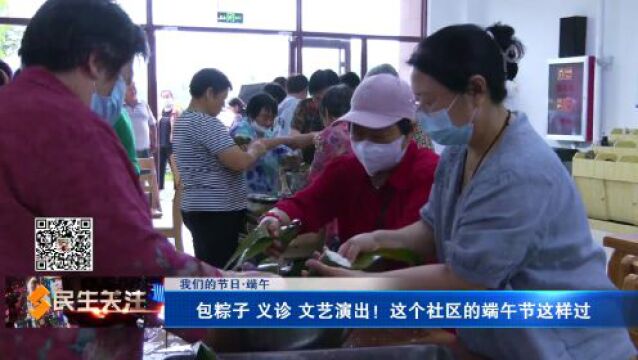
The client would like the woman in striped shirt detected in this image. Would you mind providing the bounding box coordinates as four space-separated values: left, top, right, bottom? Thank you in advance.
174 68 306 268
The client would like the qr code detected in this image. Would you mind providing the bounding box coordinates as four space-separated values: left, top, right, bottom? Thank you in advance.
34 218 93 272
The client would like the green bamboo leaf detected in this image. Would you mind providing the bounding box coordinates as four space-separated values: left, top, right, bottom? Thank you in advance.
351 248 422 270
278 220 301 247
224 226 270 270
239 237 274 265
194 341 217 360
224 220 302 270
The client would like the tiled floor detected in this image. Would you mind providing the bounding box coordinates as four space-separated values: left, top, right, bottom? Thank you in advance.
153 178 614 269
152 180 195 257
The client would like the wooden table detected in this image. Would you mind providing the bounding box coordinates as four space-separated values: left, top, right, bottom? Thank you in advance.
603 233 638 349
604 233 638 289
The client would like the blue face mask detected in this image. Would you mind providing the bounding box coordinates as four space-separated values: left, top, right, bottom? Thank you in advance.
91 76 126 126
416 95 476 145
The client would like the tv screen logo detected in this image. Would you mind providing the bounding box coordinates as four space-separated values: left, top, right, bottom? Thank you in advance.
27 284 51 320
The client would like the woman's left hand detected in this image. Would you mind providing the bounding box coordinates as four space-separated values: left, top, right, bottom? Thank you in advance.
304 253 365 277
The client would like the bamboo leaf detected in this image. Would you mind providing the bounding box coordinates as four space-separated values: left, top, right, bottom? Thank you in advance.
278 220 301 247
194 341 218 360
224 226 270 270
224 220 302 271
239 237 274 265
351 248 422 270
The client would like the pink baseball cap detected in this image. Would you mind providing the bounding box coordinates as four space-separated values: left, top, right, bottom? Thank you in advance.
337 73 416 129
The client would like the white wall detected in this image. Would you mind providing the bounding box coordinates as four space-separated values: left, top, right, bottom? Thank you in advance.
427 0 468 34
427 0 638 143
599 0 638 135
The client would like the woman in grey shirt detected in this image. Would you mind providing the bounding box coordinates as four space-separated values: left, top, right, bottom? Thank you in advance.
307 24 636 359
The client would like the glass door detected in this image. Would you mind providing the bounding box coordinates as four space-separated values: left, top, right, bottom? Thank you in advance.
292 38 351 77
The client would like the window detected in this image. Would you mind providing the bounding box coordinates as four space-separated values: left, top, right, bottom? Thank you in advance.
302 0 422 36
131 55 149 107
0 0 45 18
303 47 343 78
155 30 289 126
301 38 349 78
367 40 418 82
0 25 25 71
153 0 296 30
0 0 424 115
114 0 147 24
350 38 362 77
300 38 362 79
0 0 145 23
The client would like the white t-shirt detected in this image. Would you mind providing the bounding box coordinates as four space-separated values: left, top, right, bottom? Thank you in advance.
125 101 156 151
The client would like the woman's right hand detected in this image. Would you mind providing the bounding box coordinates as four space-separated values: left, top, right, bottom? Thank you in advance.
247 139 268 158
259 216 285 257
260 216 281 237
338 231 381 263
288 133 316 149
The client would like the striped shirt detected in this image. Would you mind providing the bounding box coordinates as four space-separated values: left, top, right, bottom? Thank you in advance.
173 110 247 212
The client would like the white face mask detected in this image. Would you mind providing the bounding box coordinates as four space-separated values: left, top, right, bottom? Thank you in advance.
351 135 407 176
251 121 272 136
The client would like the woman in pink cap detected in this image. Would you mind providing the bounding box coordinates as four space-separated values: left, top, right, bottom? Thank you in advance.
260 74 439 254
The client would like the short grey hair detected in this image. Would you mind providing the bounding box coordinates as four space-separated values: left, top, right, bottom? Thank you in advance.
365 63 399 78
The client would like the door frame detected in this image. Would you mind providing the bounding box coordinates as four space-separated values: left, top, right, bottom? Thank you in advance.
290 37 352 75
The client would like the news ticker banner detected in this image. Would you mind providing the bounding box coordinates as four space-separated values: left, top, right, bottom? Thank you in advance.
163 278 638 329
5 277 638 329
